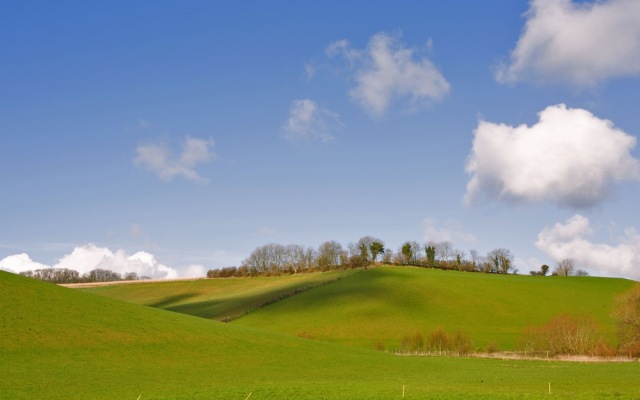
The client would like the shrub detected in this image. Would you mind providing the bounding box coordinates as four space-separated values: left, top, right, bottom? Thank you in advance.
485 341 499 354
612 284 640 358
400 332 424 353
519 314 609 356
427 327 450 354
452 330 472 355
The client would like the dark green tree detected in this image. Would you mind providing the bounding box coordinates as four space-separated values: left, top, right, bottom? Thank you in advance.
401 243 413 265
425 245 436 266
369 241 385 263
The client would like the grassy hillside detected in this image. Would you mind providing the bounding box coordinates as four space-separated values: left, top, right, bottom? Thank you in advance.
83 269 353 321
232 267 635 349
2 270 640 399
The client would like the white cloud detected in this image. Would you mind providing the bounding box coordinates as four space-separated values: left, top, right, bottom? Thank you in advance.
0 253 49 273
536 214 640 280
0 244 202 279
465 104 640 208
423 217 477 244
304 63 317 79
54 244 179 279
135 136 215 183
327 32 450 116
497 0 640 86
282 99 341 143
181 264 206 278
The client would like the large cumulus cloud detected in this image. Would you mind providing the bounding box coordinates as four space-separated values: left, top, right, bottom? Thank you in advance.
497 0 640 86
464 104 640 208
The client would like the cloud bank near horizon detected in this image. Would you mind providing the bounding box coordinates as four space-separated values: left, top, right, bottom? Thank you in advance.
0 244 206 279
536 214 640 280
465 104 640 208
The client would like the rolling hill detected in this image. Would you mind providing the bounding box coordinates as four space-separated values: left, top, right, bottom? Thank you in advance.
3 269 640 399
80 269 354 321
85 266 635 350
233 267 635 349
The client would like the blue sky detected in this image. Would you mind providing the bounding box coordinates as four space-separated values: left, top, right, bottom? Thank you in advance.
2 0 640 280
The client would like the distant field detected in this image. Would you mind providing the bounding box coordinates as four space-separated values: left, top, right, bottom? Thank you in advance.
234 267 635 349
83 269 354 321
86 266 635 350
3 270 640 399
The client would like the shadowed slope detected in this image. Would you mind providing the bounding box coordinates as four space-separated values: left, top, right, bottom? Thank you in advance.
232 267 635 349
83 270 353 321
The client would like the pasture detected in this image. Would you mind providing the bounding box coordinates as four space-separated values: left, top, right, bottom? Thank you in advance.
2 269 639 399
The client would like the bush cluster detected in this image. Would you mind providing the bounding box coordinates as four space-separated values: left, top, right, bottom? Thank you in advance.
398 328 473 356
519 314 614 357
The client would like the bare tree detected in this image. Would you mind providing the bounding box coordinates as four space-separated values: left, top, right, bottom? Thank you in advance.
486 248 514 274
382 248 393 264
554 259 575 276
283 244 306 273
19 268 81 283
317 241 343 270
84 268 121 282
435 241 453 262
469 249 481 271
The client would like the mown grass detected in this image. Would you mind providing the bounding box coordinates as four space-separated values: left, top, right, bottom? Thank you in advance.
232 266 635 349
2 270 640 399
83 269 354 321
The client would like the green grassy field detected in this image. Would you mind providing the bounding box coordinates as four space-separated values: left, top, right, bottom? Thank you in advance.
3 269 640 399
81 269 354 321
234 267 636 349
86 266 635 350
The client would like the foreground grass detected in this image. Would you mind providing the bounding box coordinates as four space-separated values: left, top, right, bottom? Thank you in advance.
233 267 635 349
2 271 640 399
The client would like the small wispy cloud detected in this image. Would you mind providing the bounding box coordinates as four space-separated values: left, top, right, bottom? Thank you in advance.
327 31 450 116
138 118 152 129
135 136 215 184
423 217 477 244
281 99 342 143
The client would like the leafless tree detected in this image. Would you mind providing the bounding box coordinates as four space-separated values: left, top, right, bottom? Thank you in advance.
317 241 343 270
382 248 393 264
435 241 453 262
554 258 575 276
486 248 514 274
